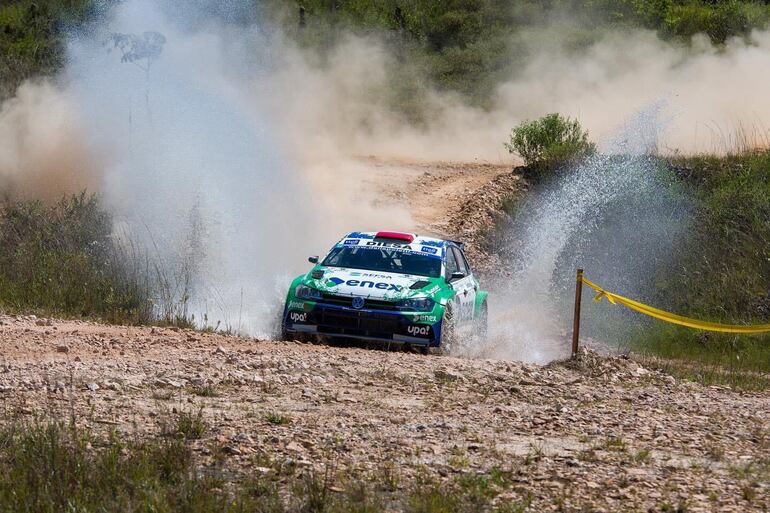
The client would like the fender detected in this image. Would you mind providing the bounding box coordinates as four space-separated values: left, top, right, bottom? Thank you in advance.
473 290 488 318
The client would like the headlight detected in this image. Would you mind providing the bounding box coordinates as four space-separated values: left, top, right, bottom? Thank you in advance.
397 297 435 312
296 284 323 300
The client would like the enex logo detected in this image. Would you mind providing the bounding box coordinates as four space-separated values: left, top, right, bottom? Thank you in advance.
327 277 403 292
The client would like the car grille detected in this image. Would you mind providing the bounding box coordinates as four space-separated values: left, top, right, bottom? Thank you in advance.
321 293 399 311
316 310 400 335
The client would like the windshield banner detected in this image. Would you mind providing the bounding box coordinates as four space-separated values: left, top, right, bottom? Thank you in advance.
338 238 443 259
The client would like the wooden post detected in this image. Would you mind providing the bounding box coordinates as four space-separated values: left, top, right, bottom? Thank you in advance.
572 268 584 357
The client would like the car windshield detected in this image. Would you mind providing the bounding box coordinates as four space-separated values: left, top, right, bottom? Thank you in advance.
322 246 442 278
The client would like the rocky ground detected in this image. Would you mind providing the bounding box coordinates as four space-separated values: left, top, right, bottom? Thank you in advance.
1 313 768 512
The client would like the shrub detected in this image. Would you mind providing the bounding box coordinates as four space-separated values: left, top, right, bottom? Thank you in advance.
505 113 596 173
0 193 153 323
663 2 751 43
0 0 97 99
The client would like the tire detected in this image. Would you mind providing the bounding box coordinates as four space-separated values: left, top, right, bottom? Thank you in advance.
431 303 456 356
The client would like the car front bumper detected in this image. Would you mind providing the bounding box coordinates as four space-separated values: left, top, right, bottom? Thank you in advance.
283 301 441 347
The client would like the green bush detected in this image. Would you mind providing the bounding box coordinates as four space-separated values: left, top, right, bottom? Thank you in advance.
0 420 524 512
505 113 596 172
0 0 97 99
661 151 770 322
663 2 751 43
0 193 153 323
6 1 770 104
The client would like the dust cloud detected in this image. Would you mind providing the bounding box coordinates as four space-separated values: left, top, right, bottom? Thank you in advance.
0 81 101 201
2 0 770 348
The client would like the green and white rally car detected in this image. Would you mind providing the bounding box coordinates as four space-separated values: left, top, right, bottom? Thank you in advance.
281 231 488 353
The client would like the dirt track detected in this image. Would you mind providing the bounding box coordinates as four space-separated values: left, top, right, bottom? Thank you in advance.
1 161 769 511
1 314 768 512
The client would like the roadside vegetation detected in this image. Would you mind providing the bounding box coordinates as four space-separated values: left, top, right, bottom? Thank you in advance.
2 1 770 386
0 419 530 513
5 1 770 104
504 113 596 179
0 0 98 99
0 193 197 327
494 114 770 389
636 150 770 389
0 193 152 323
267 0 770 107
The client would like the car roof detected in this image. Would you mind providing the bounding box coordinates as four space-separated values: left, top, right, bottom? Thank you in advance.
342 231 450 247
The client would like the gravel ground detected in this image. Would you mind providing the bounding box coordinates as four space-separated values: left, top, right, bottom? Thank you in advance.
1 314 768 512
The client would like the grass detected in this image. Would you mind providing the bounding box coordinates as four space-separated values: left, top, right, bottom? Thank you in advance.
0 193 200 328
489 148 770 390
191 384 219 397
266 412 292 426
0 421 273 512
632 330 770 391
0 193 151 324
156 407 208 440
0 0 98 99
0 419 533 513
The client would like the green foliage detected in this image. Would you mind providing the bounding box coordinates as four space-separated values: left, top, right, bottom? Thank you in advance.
266 412 292 425
662 151 770 323
0 420 527 512
505 113 596 172
173 408 208 440
0 0 98 99
0 193 201 326
264 0 770 106
622 150 770 385
0 193 153 323
662 2 751 43
0 421 286 512
633 325 770 390
488 149 770 387
5 0 770 105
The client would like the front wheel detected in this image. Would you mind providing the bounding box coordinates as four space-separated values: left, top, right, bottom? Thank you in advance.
430 303 456 356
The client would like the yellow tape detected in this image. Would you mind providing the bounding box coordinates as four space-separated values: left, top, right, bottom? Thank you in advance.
581 276 770 334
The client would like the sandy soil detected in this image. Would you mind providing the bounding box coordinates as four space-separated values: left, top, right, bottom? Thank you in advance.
1 161 768 511
0 314 767 512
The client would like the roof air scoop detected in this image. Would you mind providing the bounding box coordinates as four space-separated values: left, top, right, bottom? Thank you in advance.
375 231 415 243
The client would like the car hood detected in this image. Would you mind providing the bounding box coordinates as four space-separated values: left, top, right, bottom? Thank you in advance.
305 267 438 301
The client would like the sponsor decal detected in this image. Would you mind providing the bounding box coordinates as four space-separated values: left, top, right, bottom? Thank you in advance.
421 246 438 254
341 279 403 291
343 239 360 246
325 276 403 292
347 243 442 259
407 325 430 336
288 300 306 310
346 232 375 239
289 311 308 323
347 272 391 279
366 241 409 249
416 315 438 323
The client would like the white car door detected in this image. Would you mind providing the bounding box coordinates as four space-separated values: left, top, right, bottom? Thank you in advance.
451 246 476 324
446 246 474 324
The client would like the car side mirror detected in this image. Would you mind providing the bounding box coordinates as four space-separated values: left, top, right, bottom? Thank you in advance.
308 255 319 264
448 271 465 282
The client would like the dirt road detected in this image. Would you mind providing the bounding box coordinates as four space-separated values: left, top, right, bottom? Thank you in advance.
1 314 767 511
1 161 768 511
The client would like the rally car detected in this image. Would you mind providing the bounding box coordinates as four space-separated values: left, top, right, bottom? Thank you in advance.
281 231 488 354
